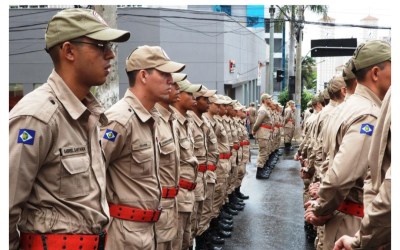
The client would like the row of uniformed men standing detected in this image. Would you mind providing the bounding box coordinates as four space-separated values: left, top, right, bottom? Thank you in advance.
295 40 391 250
9 8 250 250
252 93 295 179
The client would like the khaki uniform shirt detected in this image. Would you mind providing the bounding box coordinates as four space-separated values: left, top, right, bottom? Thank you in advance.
213 114 231 178
222 115 233 147
353 88 391 249
187 111 207 201
202 114 219 183
252 104 272 139
154 103 180 242
314 84 381 216
284 107 295 128
248 107 257 127
101 90 161 211
9 70 109 249
170 107 198 212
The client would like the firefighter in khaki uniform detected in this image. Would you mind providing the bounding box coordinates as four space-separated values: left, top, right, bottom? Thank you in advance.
283 100 296 151
247 102 257 139
252 93 274 179
154 72 186 250
334 87 391 250
101 46 185 249
209 94 235 240
305 40 391 250
234 103 250 200
9 8 130 250
190 86 223 250
170 79 202 250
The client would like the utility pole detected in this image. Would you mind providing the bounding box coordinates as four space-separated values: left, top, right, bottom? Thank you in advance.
294 5 304 139
268 5 275 95
287 6 296 100
91 5 120 109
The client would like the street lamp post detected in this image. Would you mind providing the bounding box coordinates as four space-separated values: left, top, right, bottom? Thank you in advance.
269 5 275 95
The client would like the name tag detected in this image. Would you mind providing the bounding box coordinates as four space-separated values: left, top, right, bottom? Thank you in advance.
60 145 87 156
132 141 152 150
159 138 173 147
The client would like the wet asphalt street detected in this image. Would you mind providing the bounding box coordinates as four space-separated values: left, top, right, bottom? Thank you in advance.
222 141 315 250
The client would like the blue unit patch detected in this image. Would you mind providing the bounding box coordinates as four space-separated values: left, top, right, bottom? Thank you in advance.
103 129 118 142
360 123 374 136
17 129 36 145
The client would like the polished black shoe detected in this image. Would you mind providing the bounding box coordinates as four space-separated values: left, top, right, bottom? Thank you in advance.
256 167 269 179
228 202 244 211
218 221 233 231
219 217 233 225
223 205 238 215
235 187 249 200
209 234 225 244
220 210 233 220
206 243 223 250
217 229 232 238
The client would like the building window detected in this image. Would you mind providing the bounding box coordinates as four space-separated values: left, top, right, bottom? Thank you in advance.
9 83 23 111
213 5 232 16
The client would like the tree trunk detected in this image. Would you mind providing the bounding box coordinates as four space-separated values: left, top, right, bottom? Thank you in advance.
91 5 120 109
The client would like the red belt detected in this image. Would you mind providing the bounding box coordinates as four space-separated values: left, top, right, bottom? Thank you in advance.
219 153 231 159
233 144 240 150
337 200 364 218
109 203 162 222
240 140 250 146
162 186 179 198
260 124 273 130
198 164 207 172
179 178 197 191
20 231 107 250
207 164 217 171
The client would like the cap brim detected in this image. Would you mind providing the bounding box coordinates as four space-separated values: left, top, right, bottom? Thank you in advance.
86 28 131 42
183 84 202 93
156 61 185 73
203 90 217 97
172 73 187 83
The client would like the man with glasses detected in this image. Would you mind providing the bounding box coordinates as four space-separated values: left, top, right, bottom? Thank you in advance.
100 45 185 249
9 8 130 250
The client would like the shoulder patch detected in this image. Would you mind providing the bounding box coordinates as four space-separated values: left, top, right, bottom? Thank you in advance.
17 129 36 145
103 129 118 142
360 123 374 136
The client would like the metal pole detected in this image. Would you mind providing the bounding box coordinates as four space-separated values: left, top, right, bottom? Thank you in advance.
281 23 286 91
269 5 275 95
294 5 304 139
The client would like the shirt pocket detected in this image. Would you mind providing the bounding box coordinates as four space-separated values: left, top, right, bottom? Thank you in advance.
179 138 191 160
131 142 154 178
159 137 176 163
193 135 204 150
60 153 90 198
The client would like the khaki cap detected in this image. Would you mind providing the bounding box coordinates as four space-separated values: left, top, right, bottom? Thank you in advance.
260 93 272 102
177 79 202 93
215 94 229 104
233 102 242 111
45 8 130 49
352 40 391 71
126 45 185 73
223 96 234 105
209 94 225 104
193 85 217 98
172 73 187 83
342 58 356 80
287 100 295 105
306 101 312 107
328 76 345 93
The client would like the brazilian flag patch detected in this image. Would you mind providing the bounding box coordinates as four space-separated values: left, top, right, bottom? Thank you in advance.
17 129 36 145
103 129 118 142
360 123 374 136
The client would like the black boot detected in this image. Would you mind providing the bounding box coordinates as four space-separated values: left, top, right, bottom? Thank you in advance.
235 186 249 200
207 221 225 245
218 219 233 231
223 204 238 215
230 193 245 206
220 209 233 220
195 234 206 250
256 167 269 179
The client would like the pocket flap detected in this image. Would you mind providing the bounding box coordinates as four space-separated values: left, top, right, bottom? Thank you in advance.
131 142 153 163
61 154 89 174
159 138 175 155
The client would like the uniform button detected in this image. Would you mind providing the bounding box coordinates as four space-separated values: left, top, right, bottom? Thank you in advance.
50 100 55 105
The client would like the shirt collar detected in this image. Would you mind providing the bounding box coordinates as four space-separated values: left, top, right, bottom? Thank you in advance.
187 111 203 127
48 70 107 124
354 84 382 108
123 89 155 123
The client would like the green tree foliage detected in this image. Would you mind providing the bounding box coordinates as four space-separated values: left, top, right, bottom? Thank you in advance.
302 56 317 90
278 88 314 112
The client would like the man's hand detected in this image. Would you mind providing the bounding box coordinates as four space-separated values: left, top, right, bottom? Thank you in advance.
300 167 312 179
333 235 355 250
304 209 332 226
